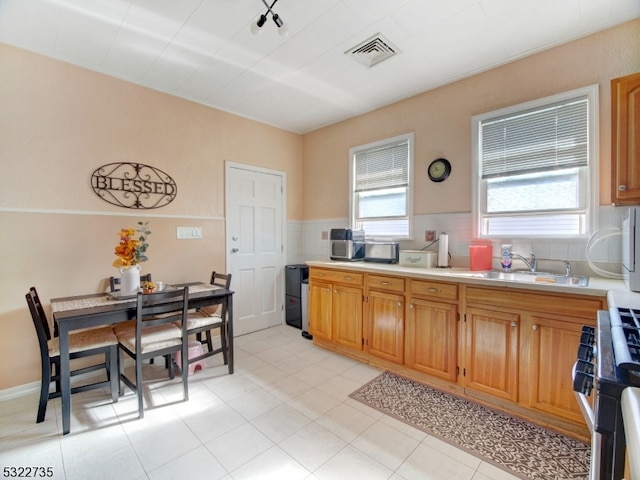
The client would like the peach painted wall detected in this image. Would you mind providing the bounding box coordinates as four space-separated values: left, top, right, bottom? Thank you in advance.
0 43 302 391
302 19 640 220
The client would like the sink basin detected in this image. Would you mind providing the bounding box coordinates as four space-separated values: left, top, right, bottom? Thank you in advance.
448 270 589 287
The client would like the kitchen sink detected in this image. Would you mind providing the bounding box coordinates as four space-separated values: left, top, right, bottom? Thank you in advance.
447 270 589 287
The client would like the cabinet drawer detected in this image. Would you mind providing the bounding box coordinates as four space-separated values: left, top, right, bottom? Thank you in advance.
367 274 405 292
410 279 458 301
310 268 363 286
466 286 604 319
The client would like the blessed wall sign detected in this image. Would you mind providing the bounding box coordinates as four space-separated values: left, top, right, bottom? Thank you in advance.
91 163 177 209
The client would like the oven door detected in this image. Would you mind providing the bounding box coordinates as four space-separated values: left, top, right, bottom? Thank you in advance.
572 361 601 480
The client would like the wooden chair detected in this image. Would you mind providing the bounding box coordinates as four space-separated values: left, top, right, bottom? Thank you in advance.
184 272 232 367
110 272 159 365
114 287 189 419
109 273 152 292
26 287 119 424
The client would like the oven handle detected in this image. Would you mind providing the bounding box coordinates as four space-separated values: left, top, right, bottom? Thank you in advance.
572 361 601 480
572 361 595 433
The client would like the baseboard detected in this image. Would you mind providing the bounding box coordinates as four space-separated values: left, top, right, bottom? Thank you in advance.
0 357 139 402
0 381 42 401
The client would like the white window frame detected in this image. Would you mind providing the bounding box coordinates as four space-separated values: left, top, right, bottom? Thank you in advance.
349 133 414 240
471 85 599 240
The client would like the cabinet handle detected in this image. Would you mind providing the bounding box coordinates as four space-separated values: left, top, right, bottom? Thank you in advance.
380 281 391 286
511 322 518 327
334 289 338 294
532 324 538 331
619 185 627 191
344 276 353 280
410 304 414 309
427 287 440 293
397 302 402 307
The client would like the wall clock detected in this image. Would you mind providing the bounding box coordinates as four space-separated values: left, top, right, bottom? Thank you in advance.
428 158 451 182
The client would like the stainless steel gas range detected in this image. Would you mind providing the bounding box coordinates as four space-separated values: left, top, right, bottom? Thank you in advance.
573 289 640 480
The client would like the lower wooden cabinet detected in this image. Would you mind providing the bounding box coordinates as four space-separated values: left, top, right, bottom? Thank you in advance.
526 313 592 423
405 297 457 381
464 286 601 424
332 284 363 350
365 289 404 364
309 268 363 351
464 307 520 402
309 266 604 435
308 280 332 340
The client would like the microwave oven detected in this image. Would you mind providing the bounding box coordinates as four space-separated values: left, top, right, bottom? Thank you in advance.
329 228 365 261
622 206 640 292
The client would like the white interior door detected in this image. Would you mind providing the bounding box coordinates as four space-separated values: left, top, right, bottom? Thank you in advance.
225 161 285 336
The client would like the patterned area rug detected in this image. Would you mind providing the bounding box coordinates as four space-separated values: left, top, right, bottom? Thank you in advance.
349 371 590 480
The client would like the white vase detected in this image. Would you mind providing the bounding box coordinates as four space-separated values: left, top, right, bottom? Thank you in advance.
119 264 141 295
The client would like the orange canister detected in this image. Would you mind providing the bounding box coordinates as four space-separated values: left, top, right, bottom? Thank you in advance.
469 245 493 271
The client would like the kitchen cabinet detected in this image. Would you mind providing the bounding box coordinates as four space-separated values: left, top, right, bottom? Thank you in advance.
464 306 520 402
308 279 332 340
309 268 363 351
612 71 640 205
526 313 592 424
364 274 405 364
405 279 458 382
307 262 606 437
464 286 601 423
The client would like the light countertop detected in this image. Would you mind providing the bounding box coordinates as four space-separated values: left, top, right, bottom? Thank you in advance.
306 260 627 298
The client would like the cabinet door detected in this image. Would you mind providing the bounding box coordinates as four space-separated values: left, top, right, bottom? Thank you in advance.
612 72 640 205
309 281 332 340
332 284 363 350
527 314 594 423
465 307 520 402
366 290 404 364
405 297 457 381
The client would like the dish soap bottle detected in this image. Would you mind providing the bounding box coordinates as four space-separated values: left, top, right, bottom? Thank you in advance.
501 244 512 271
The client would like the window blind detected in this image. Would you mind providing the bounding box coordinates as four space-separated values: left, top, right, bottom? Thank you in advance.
354 140 409 192
481 96 588 179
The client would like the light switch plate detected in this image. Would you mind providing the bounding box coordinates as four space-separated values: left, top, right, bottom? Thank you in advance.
177 227 202 239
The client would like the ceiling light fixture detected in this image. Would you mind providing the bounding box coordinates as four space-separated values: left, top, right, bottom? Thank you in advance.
251 0 288 36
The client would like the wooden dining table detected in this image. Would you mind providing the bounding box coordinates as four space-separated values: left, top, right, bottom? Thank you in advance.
51 282 234 435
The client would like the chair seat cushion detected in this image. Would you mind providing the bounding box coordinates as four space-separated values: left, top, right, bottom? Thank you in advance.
48 326 117 357
183 312 223 330
198 305 221 317
116 323 182 354
113 319 136 335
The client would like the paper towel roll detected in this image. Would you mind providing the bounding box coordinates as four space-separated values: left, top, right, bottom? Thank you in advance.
438 233 449 267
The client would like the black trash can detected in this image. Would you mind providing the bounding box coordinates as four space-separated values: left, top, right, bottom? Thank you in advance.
285 264 308 329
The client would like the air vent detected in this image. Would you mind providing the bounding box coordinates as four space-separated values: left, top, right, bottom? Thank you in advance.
346 33 399 68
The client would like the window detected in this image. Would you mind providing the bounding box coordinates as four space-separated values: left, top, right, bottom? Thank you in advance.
350 133 413 239
472 85 598 238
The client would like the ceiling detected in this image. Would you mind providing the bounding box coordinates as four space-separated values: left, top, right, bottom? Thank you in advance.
1 0 638 134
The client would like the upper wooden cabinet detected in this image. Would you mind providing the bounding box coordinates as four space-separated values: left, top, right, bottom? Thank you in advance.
612 71 640 205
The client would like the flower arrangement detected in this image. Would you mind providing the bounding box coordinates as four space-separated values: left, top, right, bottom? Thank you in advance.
112 221 151 268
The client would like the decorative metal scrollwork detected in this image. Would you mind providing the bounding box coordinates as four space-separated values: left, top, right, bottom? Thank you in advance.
91 162 177 209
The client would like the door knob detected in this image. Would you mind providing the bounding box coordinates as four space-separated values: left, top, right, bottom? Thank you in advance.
231 248 239 253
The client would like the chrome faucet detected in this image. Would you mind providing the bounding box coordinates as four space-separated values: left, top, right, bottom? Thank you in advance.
564 260 572 277
510 252 537 272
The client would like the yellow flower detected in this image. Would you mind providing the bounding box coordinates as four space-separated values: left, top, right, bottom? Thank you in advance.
113 222 150 268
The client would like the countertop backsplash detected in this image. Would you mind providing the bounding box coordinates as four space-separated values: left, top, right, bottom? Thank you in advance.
287 205 626 279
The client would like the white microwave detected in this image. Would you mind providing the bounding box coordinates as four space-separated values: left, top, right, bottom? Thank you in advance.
622 206 640 292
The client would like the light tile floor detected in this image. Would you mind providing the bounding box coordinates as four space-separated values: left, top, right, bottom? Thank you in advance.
0 325 520 480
